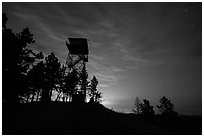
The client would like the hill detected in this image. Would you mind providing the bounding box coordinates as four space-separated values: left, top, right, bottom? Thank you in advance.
2 102 201 135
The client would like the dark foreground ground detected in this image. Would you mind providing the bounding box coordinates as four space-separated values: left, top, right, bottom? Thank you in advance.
2 102 202 135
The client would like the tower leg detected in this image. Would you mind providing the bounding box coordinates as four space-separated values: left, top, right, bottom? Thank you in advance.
82 61 87 103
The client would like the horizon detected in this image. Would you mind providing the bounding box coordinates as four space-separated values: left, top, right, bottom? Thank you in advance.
2 2 202 115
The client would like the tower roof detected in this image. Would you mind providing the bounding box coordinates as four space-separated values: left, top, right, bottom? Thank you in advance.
66 38 89 55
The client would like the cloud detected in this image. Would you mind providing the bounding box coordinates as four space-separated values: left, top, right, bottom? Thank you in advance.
9 3 127 59
98 84 110 88
110 38 162 68
89 54 106 62
33 42 47 51
88 55 124 85
110 67 124 73
37 22 65 42
92 72 118 83
123 54 161 66
12 12 39 21
9 3 168 71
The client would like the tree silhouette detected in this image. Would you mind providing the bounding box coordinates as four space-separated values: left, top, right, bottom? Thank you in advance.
27 61 45 102
55 65 66 102
3 13 103 105
157 96 178 116
79 65 89 102
41 52 61 102
88 76 102 103
95 91 102 103
139 99 155 117
132 96 142 114
3 13 43 103
64 69 80 102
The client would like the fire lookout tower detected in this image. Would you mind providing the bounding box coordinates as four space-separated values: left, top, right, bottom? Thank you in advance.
65 38 89 103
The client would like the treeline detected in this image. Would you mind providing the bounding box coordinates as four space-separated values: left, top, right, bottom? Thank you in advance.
2 13 102 104
132 96 178 117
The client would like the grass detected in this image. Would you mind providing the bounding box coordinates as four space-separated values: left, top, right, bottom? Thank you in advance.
2 102 202 135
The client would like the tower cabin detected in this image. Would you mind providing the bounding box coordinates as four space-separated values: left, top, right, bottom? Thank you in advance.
66 38 89 62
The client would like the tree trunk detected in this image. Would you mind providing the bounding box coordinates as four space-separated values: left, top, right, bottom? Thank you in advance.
55 92 61 101
31 92 35 102
62 95 65 102
49 90 53 101
36 92 39 102
26 93 30 103
65 91 69 102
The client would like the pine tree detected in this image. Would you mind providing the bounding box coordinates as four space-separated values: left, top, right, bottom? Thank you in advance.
64 69 79 102
88 76 102 103
27 61 45 102
157 96 178 116
41 52 61 102
3 13 43 103
140 99 155 117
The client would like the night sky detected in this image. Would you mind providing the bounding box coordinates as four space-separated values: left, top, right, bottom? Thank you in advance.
3 2 202 115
